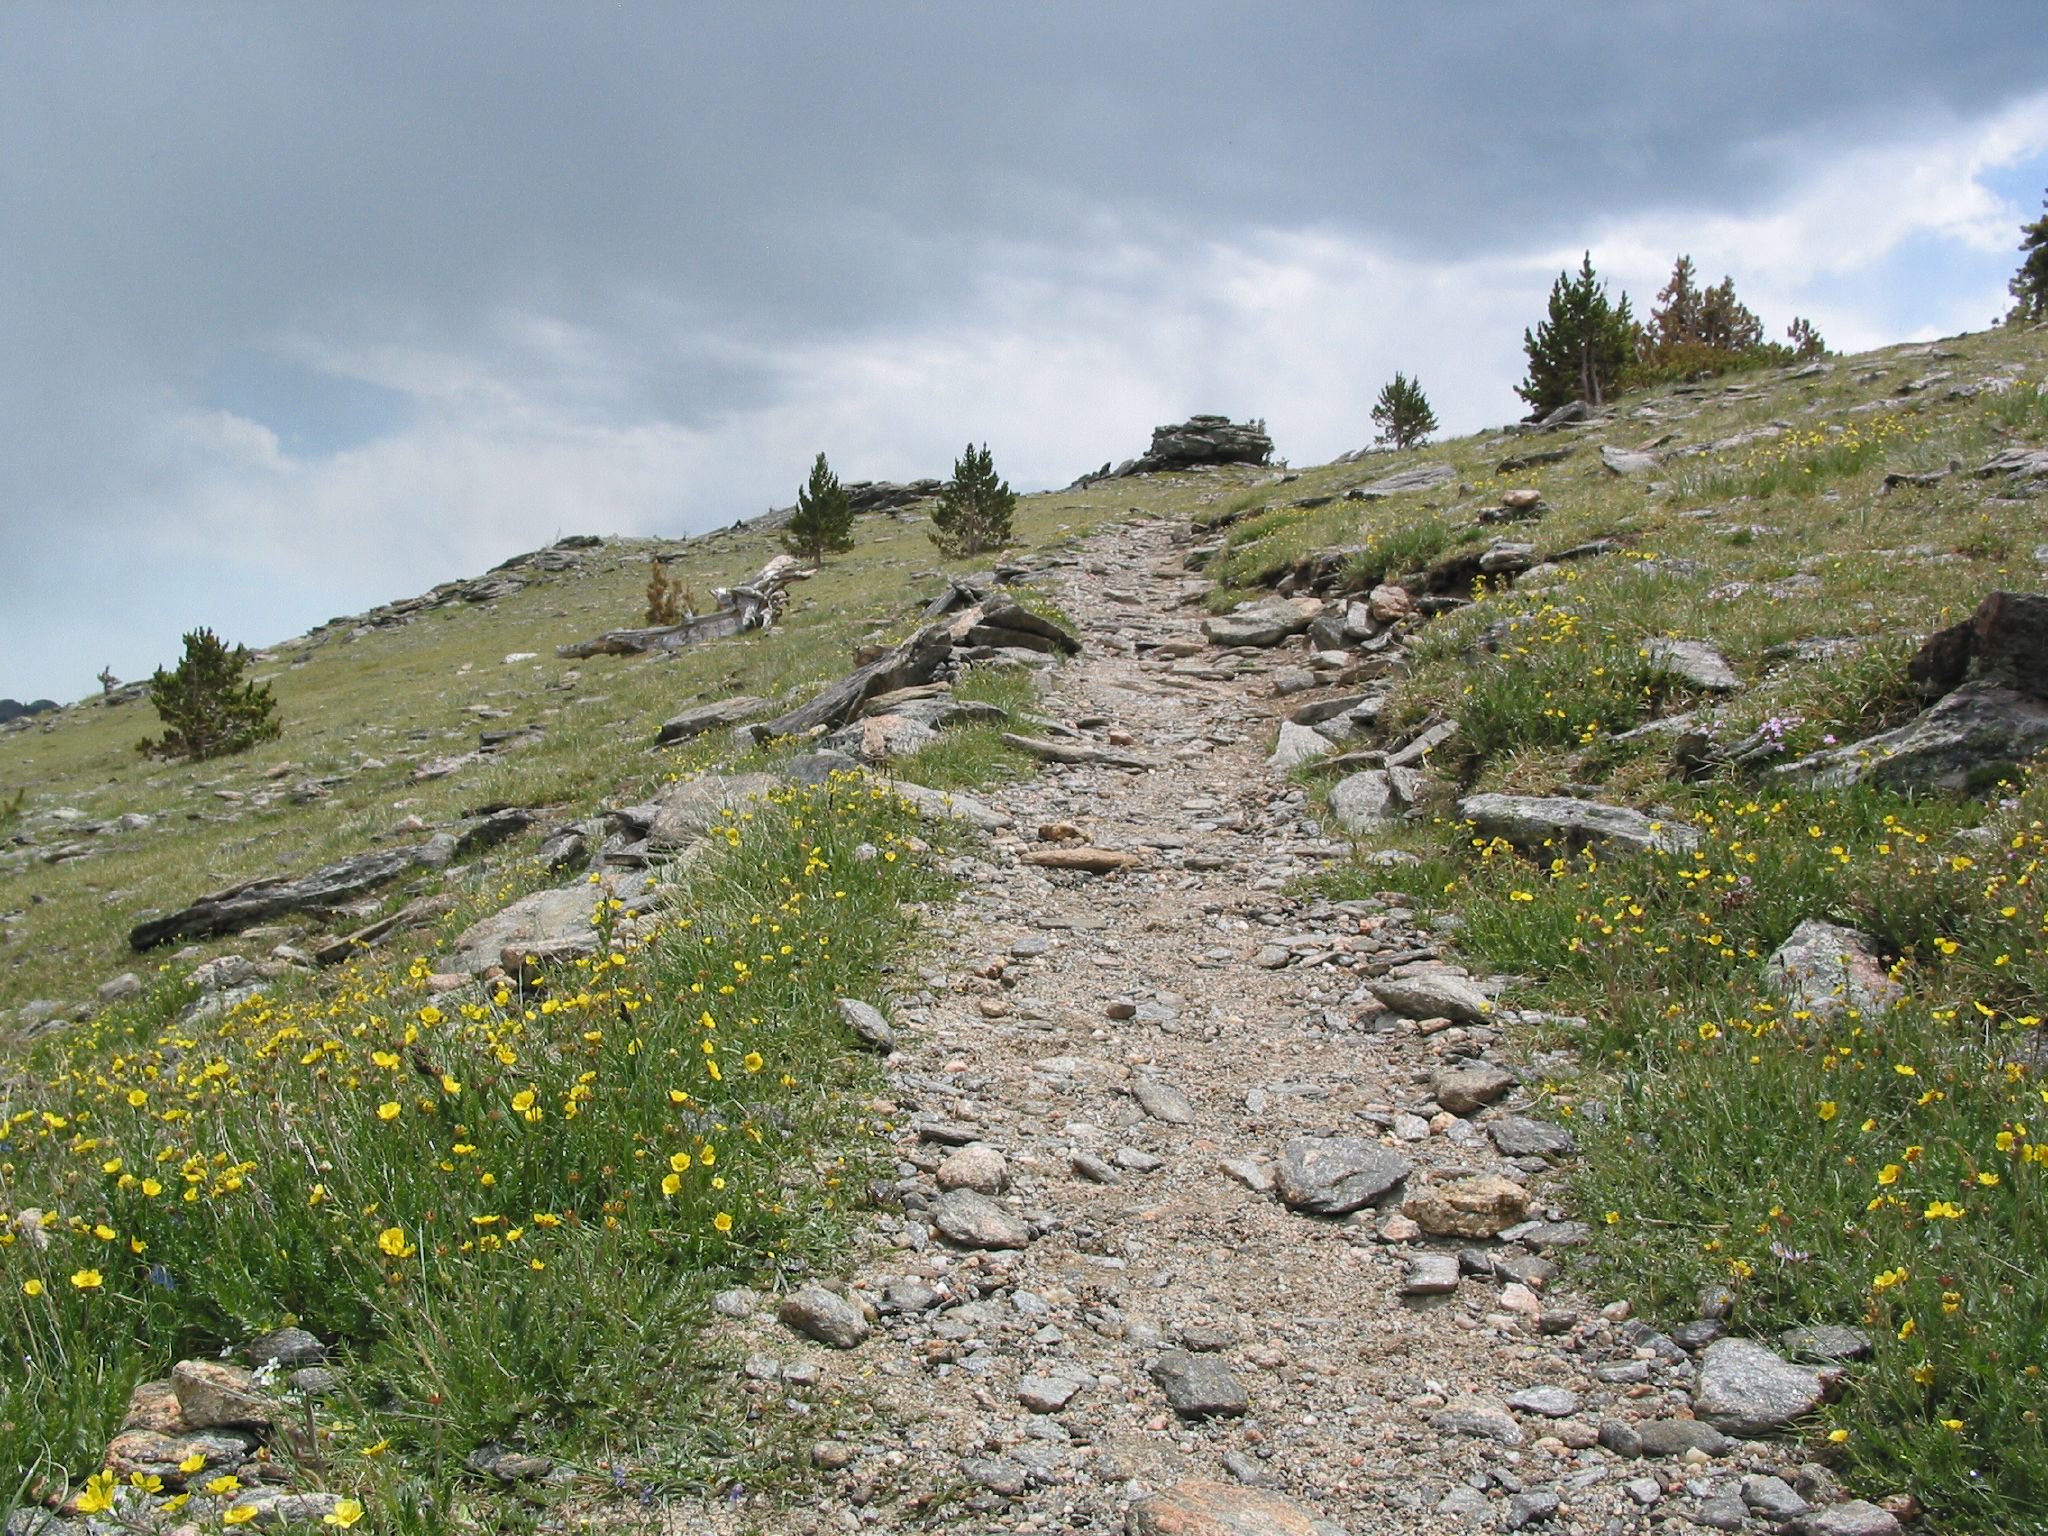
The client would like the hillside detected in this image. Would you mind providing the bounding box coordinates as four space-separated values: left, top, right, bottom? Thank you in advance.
2 322 2045 1535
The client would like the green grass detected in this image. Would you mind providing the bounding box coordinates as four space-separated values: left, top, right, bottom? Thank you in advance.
2 774 948 1518
1288 321 2048 1529
0 486 1154 1526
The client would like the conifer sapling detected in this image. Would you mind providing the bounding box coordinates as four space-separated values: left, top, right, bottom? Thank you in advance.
1370 372 1438 449
781 451 856 564
928 442 1017 557
137 627 283 762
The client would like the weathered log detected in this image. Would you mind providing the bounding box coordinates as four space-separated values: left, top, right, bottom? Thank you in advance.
556 556 808 659
131 847 428 950
1018 846 1142 873
746 624 957 743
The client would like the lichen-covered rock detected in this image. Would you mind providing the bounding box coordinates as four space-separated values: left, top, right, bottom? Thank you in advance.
170 1359 276 1432
1766 920 1902 1019
1275 1136 1412 1215
1402 1174 1531 1238
1693 1337 1830 1435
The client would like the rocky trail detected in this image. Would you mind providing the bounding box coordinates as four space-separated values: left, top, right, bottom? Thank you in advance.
683 515 1892 1536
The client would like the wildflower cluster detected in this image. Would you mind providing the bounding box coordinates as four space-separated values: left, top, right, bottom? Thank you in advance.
1 774 942 1496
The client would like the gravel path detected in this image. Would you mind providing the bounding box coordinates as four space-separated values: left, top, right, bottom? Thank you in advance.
684 515 1872 1536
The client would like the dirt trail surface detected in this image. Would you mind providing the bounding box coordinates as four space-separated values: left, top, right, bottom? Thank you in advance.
683 516 1847 1536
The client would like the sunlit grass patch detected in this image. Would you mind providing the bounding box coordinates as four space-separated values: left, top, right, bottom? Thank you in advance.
0 774 950 1510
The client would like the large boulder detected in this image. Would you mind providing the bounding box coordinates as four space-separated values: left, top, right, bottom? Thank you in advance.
1778 593 2048 793
1779 684 2048 793
1458 793 1699 857
1123 416 1275 475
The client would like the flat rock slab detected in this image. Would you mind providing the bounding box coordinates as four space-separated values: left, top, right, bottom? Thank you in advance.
1127 1480 1322 1536
1019 845 1141 873
1601 443 1660 476
655 695 772 746
1431 1394 1524 1445
931 1188 1030 1249
1148 1351 1249 1418
1693 1338 1829 1435
1792 1501 1902 1536
1368 969 1492 1024
1402 1253 1461 1295
1507 1385 1580 1418
647 772 779 847
1779 1324 1872 1363
1203 599 1323 649
1353 462 1457 498
883 779 1013 831
1458 792 1699 857
1646 638 1741 692
1133 1077 1198 1125
1275 1136 1413 1215
1488 1115 1579 1159
103 1427 257 1487
1016 1374 1084 1413
446 874 662 974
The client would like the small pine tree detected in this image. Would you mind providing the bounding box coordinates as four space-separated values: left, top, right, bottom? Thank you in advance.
1370 372 1439 449
2008 188 2048 324
928 442 1017 557
1648 254 1703 351
781 451 856 564
1517 252 1640 417
1695 276 1764 352
645 558 691 626
1648 255 1763 353
137 628 282 761
1786 317 1826 358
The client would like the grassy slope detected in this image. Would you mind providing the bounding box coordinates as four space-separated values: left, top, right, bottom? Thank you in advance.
0 464 1268 1528
1204 327 2045 1530
0 471 1234 1020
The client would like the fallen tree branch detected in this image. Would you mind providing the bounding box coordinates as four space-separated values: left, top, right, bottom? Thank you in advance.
557 555 809 659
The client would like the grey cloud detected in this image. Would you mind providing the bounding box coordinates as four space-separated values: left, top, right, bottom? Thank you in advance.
2 2 2045 700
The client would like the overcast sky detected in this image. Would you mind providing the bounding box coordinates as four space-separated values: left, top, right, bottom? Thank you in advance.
5 4 2047 703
